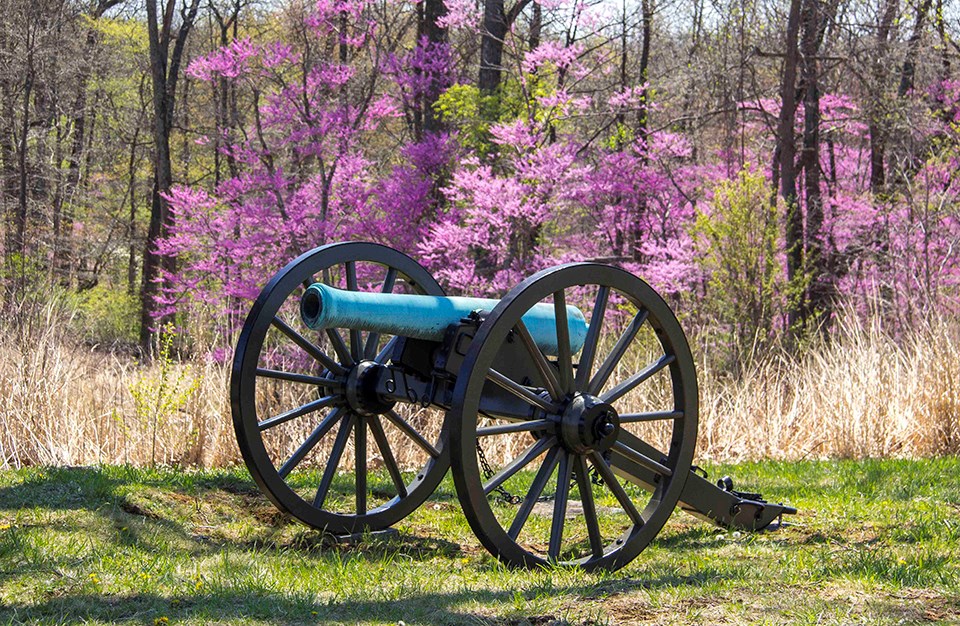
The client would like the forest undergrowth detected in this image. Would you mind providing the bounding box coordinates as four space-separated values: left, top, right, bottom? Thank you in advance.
1 295 958 469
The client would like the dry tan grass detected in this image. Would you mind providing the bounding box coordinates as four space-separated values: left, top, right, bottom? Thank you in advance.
695 314 960 461
0 301 236 468
0 299 957 469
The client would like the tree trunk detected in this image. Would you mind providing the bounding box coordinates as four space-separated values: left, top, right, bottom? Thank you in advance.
141 0 201 351
14 45 35 296
55 21 102 287
630 0 654 261
898 0 933 97
867 0 897 194
636 0 652 141
479 0 533 95
800 0 831 326
421 0 448 135
210 1 241 185
127 125 141 297
777 0 803 333
615 0 627 129
0 74 18 295
528 1 541 51
480 0 508 94
935 0 949 79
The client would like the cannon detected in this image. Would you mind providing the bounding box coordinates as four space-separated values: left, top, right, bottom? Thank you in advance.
232 242 795 571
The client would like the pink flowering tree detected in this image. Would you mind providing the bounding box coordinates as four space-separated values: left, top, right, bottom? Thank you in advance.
156 1 456 344
419 35 709 299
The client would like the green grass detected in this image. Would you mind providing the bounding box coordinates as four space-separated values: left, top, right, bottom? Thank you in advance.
1 458 959 625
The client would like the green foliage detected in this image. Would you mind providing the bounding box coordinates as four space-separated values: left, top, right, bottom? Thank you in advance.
128 326 202 467
434 78 543 158
72 284 140 346
435 84 499 155
692 168 792 368
86 17 149 107
605 123 635 151
85 16 149 56
0 253 48 299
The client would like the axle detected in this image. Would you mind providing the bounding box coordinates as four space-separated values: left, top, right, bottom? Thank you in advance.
300 283 589 356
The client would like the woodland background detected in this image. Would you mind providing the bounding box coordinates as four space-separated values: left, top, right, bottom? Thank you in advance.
2 0 960 467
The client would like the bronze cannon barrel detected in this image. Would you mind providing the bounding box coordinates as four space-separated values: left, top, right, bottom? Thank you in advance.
300 283 587 356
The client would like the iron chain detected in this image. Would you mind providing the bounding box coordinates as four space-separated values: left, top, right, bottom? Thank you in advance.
476 439 522 504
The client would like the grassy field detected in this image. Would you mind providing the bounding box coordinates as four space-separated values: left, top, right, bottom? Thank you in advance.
0 458 958 625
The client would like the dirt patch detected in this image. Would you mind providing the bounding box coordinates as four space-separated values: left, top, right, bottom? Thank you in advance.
872 589 960 623
530 500 622 519
600 591 732 626
118 495 162 519
499 616 607 626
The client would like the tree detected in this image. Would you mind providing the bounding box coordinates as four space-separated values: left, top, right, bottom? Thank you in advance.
141 0 201 350
479 0 533 94
775 0 804 335
420 0 448 135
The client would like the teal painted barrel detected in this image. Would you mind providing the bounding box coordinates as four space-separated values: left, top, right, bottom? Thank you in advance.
300 284 587 356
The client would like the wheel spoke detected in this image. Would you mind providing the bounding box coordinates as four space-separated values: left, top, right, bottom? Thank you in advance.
601 354 676 404
588 451 644 526
258 395 337 431
553 290 574 396
619 410 683 423
508 447 561 541
382 409 441 458
574 455 605 559
482 436 556 495
369 415 408 498
486 369 558 413
314 414 354 509
256 368 338 388
364 267 398 360
611 441 673 477
514 320 564 402
344 261 362 362
574 286 609 392
477 419 553 437
271 316 346 375
587 309 648 395
549 451 573 560
326 328 353 365
374 336 399 364
277 407 344 479
355 416 367 515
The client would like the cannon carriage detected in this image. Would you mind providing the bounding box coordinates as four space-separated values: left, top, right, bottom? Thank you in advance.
231 241 794 571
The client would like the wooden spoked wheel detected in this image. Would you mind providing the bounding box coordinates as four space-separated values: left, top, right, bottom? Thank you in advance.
449 263 698 571
232 242 449 534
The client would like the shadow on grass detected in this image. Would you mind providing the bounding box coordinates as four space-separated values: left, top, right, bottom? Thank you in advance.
0 466 461 560
0 464 460 511
0 570 732 626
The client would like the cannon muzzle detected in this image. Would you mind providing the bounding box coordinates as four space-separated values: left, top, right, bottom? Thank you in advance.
300 283 587 356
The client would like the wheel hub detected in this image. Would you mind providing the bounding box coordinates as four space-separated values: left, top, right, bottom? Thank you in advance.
345 360 395 416
559 393 619 454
